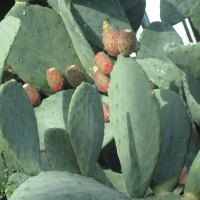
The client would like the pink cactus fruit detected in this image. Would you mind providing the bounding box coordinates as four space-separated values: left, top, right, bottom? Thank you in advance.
102 22 120 57
46 67 65 92
92 66 110 94
95 52 114 76
117 29 137 56
102 101 110 123
178 166 188 186
23 83 41 106
66 65 86 88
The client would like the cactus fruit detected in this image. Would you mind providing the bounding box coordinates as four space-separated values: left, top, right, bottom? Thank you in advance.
23 83 41 106
65 65 86 88
46 67 65 92
92 66 110 94
95 52 114 76
117 29 137 56
178 166 188 186
102 101 110 123
102 24 120 57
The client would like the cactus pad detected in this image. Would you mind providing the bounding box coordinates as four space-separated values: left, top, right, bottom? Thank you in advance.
68 82 104 176
108 55 161 197
0 80 41 175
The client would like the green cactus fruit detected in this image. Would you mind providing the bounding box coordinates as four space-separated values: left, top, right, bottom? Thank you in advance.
5 172 30 199
108 55 161 197
151 89 191 195
68 82 104 176
92 66 110 94
46 67 65 92
117 29 137 56
10 171 131 200
102 24 120 57
95 52 114 76
23 83 41 106
34 89 74 151
0 16 20 83
65 65 86 88
183 151 200 200
102 101 110 123
0 80 41 175
166 43 200 81
44 128 80 173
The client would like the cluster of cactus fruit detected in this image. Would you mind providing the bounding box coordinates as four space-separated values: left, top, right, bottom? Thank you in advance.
0 0 200 199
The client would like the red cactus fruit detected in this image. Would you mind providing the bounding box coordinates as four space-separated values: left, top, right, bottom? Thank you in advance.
178 166 188 186
46 67 65 92
66 65 86 88
23 83 41 106
102 101 110 123
117 29 137 56
92 66 110 94
102 26 120 57
95 52 113 76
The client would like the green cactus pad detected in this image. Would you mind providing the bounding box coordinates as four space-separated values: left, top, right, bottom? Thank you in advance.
0 80 41 175
58 0 95 78
108 55 161 197
160 0 199 25
34 89 74 151
151 89 191 195
119 0 146 32
10 171 131 200
93 164 114 189
5 172 30 199
183 151 200 200
190 2 200 33
137 22 183 62
183 76 200 125
104 170 128 196
102 123 114 148
137 58 184 92
68 82 104 176
0 16 20 83
6 3 82 95
166 43 200 81
71 0 132 49
133 194 181 200
44 128 80 173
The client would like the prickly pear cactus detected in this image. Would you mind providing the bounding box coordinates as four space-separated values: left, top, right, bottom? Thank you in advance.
151 89 191 195
68 82 104 176
6 2 82 94
44 128 80 173
0 16 20 83
0 80 41 175
34 89 74 151
9 171 131 200
108 55 161 197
